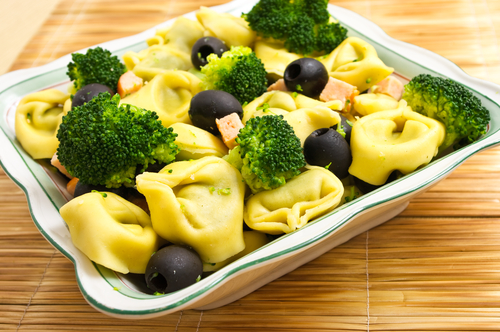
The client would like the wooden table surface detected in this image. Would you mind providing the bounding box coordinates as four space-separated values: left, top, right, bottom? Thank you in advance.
2 0 500 331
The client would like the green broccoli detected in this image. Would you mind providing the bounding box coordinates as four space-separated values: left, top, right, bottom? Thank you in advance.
56 92 179 188
243 0 348 55
201 46 267 104
225 115 306 193
67 47 126 92
403 74 490 151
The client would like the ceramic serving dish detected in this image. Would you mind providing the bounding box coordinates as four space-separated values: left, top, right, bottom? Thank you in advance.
1 0 500 319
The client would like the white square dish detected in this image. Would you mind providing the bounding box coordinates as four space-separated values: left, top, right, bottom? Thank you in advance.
1 0 500 319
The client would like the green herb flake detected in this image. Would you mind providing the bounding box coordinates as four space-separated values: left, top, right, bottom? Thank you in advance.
167 169 173 173
256 103 270 111
113 286 121 291
336 124 346 138
209 187 216 194
196 275 201 282
91 190 107 198
366 78 372 84
296 84 303 92
346 119 354 127
292 92 298 98
218 188 231 195
154 291 164 296
325 162 332 170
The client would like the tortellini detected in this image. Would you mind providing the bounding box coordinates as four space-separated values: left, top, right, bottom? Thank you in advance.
353 93 400 116
244 167 344 234
196 6 255 48
283 107 341 145
122 17 205 81
121 70 202 127
320 37 394 92
203 231 270 272
15 89 69 159
242 90 342 124
170 122 228 160
254 40 301 80
136 156 246 264
60 192 161 274
348 105 446 185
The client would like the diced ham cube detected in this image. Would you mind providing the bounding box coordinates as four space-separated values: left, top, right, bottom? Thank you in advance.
320 77 359 111
216 113 244 149
117 71 144 98
51 152 73 179
267 78 288 92
370 76 404 101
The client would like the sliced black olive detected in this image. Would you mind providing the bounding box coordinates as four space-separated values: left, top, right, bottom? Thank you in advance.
191 36 228 70
72 83 114 108
303 127 352 179
331 114 353 143
189 90 243 135
283 58 329 99
145 245 203 294
73 181 127 198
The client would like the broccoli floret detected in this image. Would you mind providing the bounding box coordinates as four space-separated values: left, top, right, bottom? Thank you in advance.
67 47 126 92
403 74 490 151
225 115 306 193
56 92 179 188
201 46 267 104
243 0 348 55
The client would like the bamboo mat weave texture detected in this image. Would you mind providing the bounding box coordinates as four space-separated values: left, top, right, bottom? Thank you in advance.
2 0 500 331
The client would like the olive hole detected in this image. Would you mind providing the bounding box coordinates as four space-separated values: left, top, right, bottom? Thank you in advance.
285 64 301 80
150 273 168 293
198 45 215 61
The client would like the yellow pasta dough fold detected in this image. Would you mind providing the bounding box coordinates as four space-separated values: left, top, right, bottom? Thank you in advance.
196 6 255 48
320 37 394 92
254 40 301 80
170 122 228 160
136 156 246 264
60 192 160 274
348 105 446 185
15 89 69 159
121 70 202 127
244 167 344 235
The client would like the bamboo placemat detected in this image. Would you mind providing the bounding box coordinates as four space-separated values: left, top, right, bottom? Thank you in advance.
2 0 500 331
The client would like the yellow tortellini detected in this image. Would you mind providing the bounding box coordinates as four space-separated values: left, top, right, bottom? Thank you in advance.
203 231 270 272
15 89 69 159
353 93 400 116
60 192 161 274
283 107 341 145
136 156 246 264
121 70 202 127
242 90 342 124
122 17 205 81
320 37 394 92
170 122 228 160
196 6 255 48
244 167 344 234
254 40 301 80
348 105 446 185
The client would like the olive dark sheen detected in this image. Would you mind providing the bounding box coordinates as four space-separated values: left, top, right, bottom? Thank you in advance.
191 36 229 70
145 245 203 294
283 58 329 98
303 128 352 179
353 171 402 194
72 83 114 108
331 114 353 143
189 90 243 135
73 181 127 198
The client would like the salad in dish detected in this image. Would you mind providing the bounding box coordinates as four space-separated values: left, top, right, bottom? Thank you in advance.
13 0 490 296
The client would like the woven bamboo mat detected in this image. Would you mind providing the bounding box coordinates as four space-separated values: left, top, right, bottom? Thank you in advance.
2 0 500 331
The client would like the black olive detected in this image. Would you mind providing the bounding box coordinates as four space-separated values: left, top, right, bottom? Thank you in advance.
331 114 353 143
283 58 329 99
353 171 402 194
303 128 352 179
73 181 127 198
191 36 228 70
72 83 114 108
189 90 243 135
145 245 203 294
